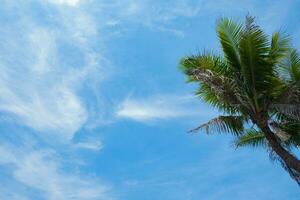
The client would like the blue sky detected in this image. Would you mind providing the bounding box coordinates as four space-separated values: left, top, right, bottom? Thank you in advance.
0 0 299 199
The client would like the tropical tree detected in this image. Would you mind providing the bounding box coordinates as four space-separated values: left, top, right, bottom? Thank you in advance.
180 16 300 185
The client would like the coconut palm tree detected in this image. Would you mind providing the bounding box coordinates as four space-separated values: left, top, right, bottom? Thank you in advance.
180 16 300 185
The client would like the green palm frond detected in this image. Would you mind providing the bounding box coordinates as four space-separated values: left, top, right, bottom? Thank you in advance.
180 53 233 83
270 118 300 147
269 32 290 66
190 68 239 103
272 49 300 108
196 84 239 114
180 53 243 113
271 103 300 121
239 16 272 101
189 115 245 136
180 54 226 83
217 18 243 72
279 49 300 82
235 129 266 148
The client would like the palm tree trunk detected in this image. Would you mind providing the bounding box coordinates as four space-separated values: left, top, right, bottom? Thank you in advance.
258 123 300 173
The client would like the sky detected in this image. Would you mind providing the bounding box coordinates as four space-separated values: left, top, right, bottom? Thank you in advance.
0 0 299 199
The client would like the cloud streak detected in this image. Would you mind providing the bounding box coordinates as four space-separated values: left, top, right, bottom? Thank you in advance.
0 145 111 200
46 0 83 7
116 94 217 122
0 1 111 198
0 0 105 141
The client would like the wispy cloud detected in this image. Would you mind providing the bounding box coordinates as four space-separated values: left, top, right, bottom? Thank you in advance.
74 141 103 151
104 0 293 38
116 94 217 122
74 0 204 38
74 138 103 151
0 145 111 200
0 1 104 141
0 1 113 197
46 0 83 7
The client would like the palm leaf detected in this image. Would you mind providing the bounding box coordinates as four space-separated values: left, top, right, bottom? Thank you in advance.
239 16 272 109
279 49 300 82
235 129 266 148
180 54 244 113
272 49 300 108
180 53 229 78
269 32 290 66
217 18 243 72
270 117 300 147
271 103 300 121
189 115 245 135
196 84 241 114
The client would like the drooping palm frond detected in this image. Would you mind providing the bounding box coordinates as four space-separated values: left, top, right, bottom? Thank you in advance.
189 115 245 136
235 129 266 148
271 103 300 121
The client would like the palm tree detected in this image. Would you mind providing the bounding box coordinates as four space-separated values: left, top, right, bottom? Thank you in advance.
180 16 300 185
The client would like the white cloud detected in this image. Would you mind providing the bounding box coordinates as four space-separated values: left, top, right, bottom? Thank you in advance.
0 1 104 141
65 0 202 38
47 0 83 7
0 190 30 200
0 146 111 200
116 95 217 122
0 3 110 196
116 99 178 121
95 0 292 38
0 25 88 141
123 1 141 16
74 140 103 151
59 11 98 44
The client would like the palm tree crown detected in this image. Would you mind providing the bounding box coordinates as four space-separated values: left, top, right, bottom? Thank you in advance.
180 16 300 185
